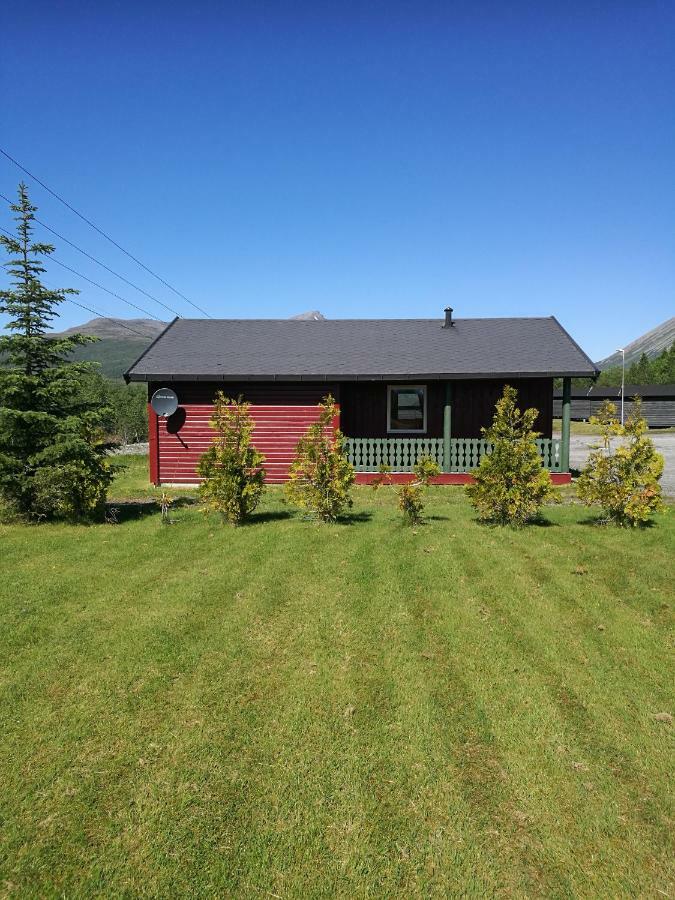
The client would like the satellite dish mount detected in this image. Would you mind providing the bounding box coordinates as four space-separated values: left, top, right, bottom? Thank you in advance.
151 388 179 418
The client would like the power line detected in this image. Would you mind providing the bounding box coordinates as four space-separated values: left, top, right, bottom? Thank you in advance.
59 297 151 338
0 224 161 321
0 190 181 319
0 147 211 317
49 258 162 321
2 224 156 338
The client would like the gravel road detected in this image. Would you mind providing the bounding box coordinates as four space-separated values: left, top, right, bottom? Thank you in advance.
567 433 675 497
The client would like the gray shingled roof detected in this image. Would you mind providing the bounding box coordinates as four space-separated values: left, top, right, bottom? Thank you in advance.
125 317 598 382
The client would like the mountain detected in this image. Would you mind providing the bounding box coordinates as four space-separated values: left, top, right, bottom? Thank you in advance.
290 310 325 320
51 313 328 379
597 317 675 369
51 318 169 380
56 317 168 341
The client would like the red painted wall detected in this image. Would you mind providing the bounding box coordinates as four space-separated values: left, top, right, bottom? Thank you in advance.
148 405 159 485
149 382 338 484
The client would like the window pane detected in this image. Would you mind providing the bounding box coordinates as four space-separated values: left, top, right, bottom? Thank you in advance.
389 387 425 431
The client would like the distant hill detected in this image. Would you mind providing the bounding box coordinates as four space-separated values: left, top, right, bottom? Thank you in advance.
56 317 168 342
597 317 675 369
290 310 325 320
50 318 169 380
50 313 328 379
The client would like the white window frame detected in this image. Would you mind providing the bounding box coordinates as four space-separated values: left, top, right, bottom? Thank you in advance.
387 384 427 434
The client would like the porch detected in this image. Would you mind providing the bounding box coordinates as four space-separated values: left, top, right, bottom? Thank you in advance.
344 435 570 484
345 436 563 472
340 377 573 484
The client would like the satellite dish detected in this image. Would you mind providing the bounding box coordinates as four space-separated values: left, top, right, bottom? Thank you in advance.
151 387 179 418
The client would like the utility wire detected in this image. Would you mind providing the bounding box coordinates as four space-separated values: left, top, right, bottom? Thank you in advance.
49 258 162 320
0 147 211 317
0 224 161 321
0 190 181 319
59 296 151 338
0 242 150 339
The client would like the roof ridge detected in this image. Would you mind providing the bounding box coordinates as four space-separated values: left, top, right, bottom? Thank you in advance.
172 315 557 323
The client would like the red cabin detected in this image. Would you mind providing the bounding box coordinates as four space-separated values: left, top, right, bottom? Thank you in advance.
124 312 597 485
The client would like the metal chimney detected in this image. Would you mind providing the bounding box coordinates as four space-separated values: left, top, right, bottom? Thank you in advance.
443 307 454 328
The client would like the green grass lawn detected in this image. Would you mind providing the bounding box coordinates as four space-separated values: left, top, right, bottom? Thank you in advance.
1 457 673 897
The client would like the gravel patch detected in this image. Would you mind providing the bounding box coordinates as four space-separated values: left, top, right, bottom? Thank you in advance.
110 442 149 456
558 432 675 497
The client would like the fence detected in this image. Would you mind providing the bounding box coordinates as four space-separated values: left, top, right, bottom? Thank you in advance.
345 437 562 472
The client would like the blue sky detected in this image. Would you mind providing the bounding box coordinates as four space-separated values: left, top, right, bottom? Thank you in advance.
1 1 673 360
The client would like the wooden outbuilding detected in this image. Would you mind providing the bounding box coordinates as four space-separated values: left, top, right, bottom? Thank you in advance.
553 384 675 427
125 311 597 485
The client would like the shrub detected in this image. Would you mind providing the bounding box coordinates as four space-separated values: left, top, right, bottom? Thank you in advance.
28 421 114 521
285 395 354 522
576 398 664 526
159 491 173 525
197 393 266 525
373 455 441 525
466 385 559 526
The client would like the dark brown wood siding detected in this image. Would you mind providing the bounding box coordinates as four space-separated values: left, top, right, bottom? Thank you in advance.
553 395 675 426
340 382 445 437
452 378 553 438
340 379 553 439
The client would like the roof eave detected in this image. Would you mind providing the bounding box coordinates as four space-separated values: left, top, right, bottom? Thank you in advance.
124 369 598 383
123 317 179 383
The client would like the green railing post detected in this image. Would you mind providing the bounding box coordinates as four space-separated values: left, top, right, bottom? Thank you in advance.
561 376 571 472
443 382 452 473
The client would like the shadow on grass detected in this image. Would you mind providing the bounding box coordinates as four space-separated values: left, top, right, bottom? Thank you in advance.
338 510 373 525
578 513 657 529
241 510 293 526
467 514 559 529
105 496 196 523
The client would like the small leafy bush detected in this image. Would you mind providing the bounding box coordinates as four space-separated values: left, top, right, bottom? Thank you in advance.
197 393 266 525
285 395 354 522
466 385 559 526
576 398 664 526
398 456 441 525
373 455 441 525
159 491 173 525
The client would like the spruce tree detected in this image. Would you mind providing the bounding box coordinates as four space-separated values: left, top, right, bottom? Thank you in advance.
0 183 115 520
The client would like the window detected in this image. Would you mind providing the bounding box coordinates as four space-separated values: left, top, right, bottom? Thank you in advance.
387 385 427 433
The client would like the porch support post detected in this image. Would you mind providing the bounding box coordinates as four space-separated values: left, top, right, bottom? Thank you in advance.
561 376 571 472
443 381 452 473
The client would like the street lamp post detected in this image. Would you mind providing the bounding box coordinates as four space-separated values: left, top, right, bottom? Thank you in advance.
616 348 625 425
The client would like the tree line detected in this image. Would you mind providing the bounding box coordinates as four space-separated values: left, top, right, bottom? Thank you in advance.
596 345 675 386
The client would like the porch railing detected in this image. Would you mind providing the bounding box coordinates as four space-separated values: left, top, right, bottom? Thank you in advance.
344 437 562 472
